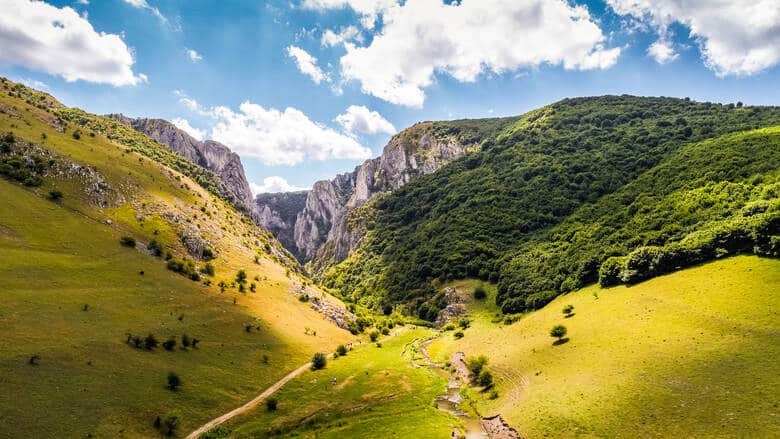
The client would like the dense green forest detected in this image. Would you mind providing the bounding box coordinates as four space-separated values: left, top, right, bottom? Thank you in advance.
322 96 780 318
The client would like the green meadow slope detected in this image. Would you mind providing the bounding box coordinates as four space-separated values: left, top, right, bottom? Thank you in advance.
429 256 780 438
216 328 457 439
0 78 353 438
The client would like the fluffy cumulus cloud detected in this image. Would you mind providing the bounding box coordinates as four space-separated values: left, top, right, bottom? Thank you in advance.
174 90 203 113
647 39 678 64
302 0 396 28
606 0 780 76
210 102 372 166
0 0 146 86
336 105 396 135
286 45 328 84
336 0 621 107
321 25 362 47
171 117 206 140
250 176 307 195
187 49 202 62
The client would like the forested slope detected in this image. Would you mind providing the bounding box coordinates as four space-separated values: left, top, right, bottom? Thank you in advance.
322 96 780 317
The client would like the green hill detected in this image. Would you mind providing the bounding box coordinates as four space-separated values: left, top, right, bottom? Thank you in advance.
322 96 780 318
0 78 353 438
428 255 780 438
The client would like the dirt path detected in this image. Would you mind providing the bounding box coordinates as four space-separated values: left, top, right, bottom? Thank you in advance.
186 327 413 438
185 361 312 439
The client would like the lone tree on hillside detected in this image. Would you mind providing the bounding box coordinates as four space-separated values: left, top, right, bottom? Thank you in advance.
266 398 278 411
474 285 487 300
311 352 327 370
235 269 247 285
167 372 181 391
335 345 348 357
550 325 568 343
562 304 574 317
477 369 494 388
466 355 489 379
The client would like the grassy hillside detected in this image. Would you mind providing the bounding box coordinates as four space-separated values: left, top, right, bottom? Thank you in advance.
214 328 458 438
0 79 353 438
322 96 780 317
429 256 780 438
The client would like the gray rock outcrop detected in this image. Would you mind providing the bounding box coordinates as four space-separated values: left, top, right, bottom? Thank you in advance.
255 120 490 272
108 115 254 212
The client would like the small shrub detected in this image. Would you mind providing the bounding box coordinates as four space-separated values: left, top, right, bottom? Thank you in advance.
444 323 456 331
458 318 471 329
119 236 136 248
550 325 567 341
477 369 494 387
144 334 159 350
369 330 380 342
381 327 390 335
162 337 176 351
72 129 81 140
311 352 327 370
161 414 179 436
166 372 181 391
181 334 191 348
335 345 347 356
454 331 464 339
48 190 63 201
474 285 487 300
235 269 247 285
466 355 489 377
148 239 163 257
266 398 278 411
562 304 574 317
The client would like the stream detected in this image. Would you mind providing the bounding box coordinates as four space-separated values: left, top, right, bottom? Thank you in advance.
419 338 488 438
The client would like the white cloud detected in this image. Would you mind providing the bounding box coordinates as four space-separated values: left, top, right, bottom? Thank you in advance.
337 0 620 107
171 117 206 141
123 0 167 23
302 0 396 29
286 45 328 84
18 77 49 90
647 39 678 64
210 102 372 166
335 105 396 135
0 0 146 86
250 176 307 195
606 0 780 76
321 25 361 47
76 0 89 4
187 49 202 62
174 89 203 113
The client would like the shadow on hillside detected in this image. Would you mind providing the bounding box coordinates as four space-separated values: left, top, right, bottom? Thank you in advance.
552 338 570 346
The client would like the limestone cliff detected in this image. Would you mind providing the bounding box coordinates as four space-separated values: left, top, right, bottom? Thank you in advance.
108 115 254 212
256 119 510 271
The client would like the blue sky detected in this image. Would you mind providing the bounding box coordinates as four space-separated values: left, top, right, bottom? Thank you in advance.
2 0 779 193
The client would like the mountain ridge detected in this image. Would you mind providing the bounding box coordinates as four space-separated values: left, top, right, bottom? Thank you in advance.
107 114 255 215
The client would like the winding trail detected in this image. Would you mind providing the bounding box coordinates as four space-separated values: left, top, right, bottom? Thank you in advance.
186 327 412 438
185 361 312 439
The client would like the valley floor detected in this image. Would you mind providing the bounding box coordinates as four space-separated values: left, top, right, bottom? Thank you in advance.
218 256 779 438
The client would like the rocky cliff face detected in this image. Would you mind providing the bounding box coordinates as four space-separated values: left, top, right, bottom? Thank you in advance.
254 191 308 258
256 120 493 270
108 115 254 212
